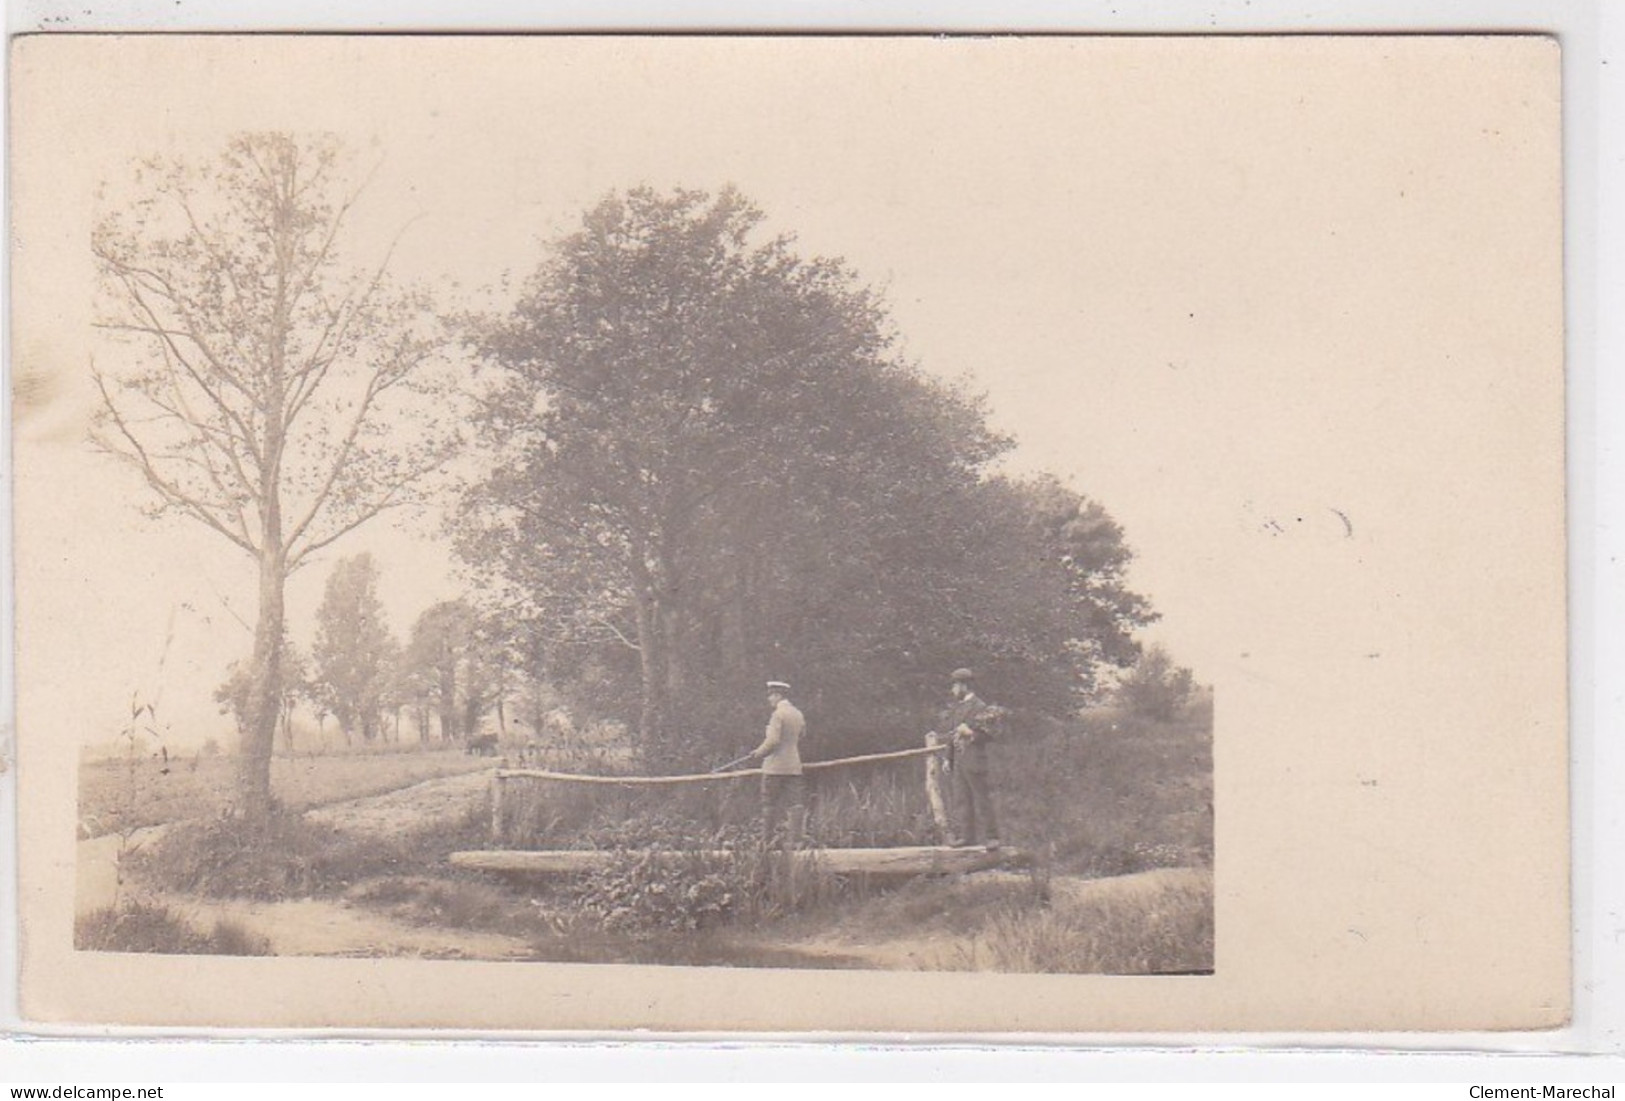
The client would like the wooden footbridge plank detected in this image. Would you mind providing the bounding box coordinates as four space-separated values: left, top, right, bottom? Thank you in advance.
450 845 1030 878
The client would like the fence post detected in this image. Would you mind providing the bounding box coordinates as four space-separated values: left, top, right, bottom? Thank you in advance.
491 772 505 845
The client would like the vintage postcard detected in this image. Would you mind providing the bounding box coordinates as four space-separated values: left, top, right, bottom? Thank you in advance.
9 34 1566 1032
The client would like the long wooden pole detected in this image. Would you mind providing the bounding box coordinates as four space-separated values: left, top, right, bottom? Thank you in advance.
493 743 947 787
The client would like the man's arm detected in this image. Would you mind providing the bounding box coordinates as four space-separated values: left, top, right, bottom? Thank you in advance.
751 709 785 760
954 701 1000 744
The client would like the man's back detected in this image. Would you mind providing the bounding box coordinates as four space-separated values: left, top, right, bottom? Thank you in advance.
761 698 804 774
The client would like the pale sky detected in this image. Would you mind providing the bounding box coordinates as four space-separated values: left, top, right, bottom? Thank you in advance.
11 35 1562 748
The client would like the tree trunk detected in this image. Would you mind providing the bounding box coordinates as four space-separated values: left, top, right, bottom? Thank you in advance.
239 195 292 820
628 537 667 758
721 553 754 683
631 583 665 758
658 542 690 710
237 545 285 820
660 602 686 703
438 657 458 743
280 697 295 755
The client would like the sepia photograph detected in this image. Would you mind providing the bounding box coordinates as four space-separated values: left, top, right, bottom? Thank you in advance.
10 34 1565 1032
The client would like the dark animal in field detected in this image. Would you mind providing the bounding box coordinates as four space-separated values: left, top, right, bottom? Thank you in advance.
466 734 500 757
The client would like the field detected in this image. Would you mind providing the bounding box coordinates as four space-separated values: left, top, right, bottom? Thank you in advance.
77 705 1214 973
77 747 493 838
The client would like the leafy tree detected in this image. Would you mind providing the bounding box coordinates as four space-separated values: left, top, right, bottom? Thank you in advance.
971 475 1156 706
461 188 998 757
93 133 456 816
215 637 307 753
1117 644 1196 722
460 186 1154 764
311 554 399 744
399 599 503 743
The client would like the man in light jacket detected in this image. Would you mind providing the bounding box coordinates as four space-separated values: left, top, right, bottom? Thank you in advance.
749 680 806 845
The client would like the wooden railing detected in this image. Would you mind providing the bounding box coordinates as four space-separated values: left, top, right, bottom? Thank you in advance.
489 741 951 843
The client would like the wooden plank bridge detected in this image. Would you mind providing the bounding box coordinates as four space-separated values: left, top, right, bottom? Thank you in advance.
449 844 1031 878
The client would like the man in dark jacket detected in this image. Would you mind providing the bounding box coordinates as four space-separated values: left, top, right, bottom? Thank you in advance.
935 667 1002 849
749 679 806 846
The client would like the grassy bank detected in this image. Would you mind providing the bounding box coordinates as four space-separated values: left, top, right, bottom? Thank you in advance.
97 706 1214 973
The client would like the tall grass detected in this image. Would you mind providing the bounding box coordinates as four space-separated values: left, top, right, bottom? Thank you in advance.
495 706 1212 879
942 869 1214 974
998 708 1213 876
497 754 941 850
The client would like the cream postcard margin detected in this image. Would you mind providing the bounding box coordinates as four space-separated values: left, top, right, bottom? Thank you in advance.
10 34 1567 1032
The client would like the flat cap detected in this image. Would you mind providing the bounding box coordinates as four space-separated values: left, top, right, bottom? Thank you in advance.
766 680 792 692
950 668 975 682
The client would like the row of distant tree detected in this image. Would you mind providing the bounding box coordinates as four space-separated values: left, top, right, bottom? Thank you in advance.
94 133 1178 813
215 546 1200 757
212 554 511 752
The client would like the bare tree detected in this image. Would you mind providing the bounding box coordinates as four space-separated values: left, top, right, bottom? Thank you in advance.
92 133 457 819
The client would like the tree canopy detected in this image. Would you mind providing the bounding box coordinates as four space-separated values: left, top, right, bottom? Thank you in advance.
398 599 505 744
311 553 399 744
459 186 1155 766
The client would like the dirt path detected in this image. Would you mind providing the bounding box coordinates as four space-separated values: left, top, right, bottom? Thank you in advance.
76 827 170 914
79 769 523 958
151 892 533 960
179 771 513 958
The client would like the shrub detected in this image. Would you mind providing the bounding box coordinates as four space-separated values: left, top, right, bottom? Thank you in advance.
75 901 272 956
559 819 861 936
576 853 735 935
570 840 745 936
207 917 275 956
